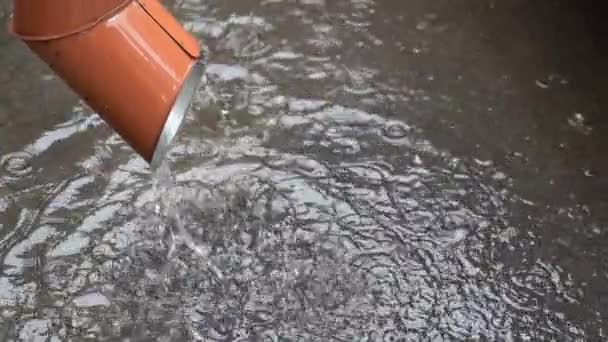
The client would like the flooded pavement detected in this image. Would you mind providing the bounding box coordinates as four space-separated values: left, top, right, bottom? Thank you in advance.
1 0 608 340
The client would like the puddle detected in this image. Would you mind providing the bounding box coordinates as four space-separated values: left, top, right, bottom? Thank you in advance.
0 0 606 341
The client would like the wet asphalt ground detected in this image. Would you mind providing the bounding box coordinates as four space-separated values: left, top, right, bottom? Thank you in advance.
1 0 608 340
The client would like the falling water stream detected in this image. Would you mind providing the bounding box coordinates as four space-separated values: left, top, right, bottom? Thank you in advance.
1 0 607 341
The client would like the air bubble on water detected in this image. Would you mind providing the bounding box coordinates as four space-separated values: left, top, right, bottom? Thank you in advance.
198 140 220 159
382 329 410 342
381 121 412 147
1 152 33 178
382 121 410 139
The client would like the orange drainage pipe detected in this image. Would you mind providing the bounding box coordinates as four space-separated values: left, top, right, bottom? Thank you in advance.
8 0 206 169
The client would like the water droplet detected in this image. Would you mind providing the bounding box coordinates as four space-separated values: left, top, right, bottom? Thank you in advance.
1 152 33 178
220 21 273 59
535 79 549 89
567 113 592 134
492 172 507 180
416 20 429 30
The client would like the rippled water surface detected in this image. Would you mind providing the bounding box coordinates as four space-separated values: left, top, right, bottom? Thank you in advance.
2 0 608 341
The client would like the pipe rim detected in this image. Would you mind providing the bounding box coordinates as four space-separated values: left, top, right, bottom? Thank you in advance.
150 57 205 171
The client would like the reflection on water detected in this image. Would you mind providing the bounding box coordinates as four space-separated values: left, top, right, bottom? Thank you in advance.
0 0 604 341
